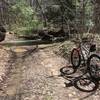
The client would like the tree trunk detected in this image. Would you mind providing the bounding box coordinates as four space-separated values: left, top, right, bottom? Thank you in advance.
36 0 47 27
93 0 100 33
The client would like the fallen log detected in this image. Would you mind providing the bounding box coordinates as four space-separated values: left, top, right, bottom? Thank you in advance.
0 37 67 47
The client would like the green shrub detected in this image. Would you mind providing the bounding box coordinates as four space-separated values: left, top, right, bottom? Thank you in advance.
9 0 43 35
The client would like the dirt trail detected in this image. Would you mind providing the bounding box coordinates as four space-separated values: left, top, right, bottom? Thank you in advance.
0 46 100 100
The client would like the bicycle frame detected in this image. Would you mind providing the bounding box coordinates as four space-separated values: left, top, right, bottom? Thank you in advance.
71 37 97 69
76 42 91 65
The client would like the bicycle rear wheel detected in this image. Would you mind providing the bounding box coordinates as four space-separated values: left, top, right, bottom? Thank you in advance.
71 48 81 69
74 77 99 92
87 54 100 80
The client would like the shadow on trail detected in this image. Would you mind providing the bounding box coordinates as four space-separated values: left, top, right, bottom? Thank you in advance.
60 65 99 93
10 46 38 59
0 48 18 95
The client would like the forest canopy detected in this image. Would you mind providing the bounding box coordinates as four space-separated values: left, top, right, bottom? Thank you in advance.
0 0 100 35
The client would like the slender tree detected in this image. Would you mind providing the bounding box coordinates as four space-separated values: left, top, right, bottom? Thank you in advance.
93 0 100 33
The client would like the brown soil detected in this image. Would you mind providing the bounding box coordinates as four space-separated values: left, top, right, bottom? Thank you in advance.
0 33 100 100
0 45 99 100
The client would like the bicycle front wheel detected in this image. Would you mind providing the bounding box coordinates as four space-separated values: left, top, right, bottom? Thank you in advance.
87 54 100 80
71 48 81 69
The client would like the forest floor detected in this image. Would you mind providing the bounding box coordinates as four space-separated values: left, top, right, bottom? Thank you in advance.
0 33 100 100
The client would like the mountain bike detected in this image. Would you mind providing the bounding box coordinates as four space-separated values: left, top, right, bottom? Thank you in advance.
71 38 100 80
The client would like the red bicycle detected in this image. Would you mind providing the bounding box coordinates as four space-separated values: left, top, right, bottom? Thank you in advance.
71 38 100 80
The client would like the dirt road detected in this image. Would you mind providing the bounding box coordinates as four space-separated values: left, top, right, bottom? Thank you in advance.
0 45 100 100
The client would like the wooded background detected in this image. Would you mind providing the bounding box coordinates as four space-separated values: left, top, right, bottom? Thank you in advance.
0 0 100 35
